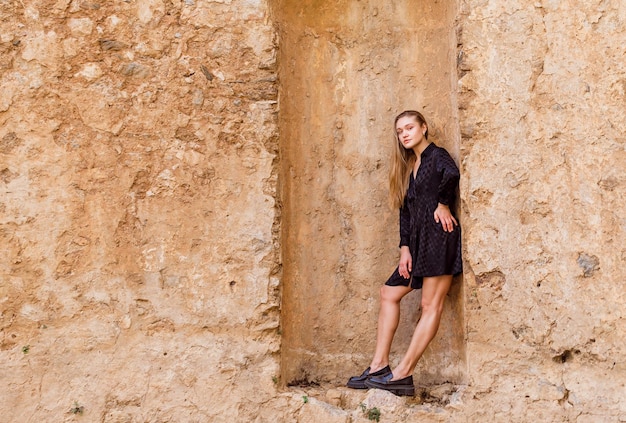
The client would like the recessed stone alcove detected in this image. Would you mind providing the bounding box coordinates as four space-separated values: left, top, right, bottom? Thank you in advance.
271 0 466 386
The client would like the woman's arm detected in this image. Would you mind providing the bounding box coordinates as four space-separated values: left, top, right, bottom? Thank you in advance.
399 246 412 279
399 198 412 279
435 149 460 232
436 148 460 208
434 203 458 232
399 202 411 248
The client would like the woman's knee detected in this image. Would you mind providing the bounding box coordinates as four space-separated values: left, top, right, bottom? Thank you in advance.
420 292 447 315
420 275 452 313
379 285 394 301
420 297 444 316
380 284 409 303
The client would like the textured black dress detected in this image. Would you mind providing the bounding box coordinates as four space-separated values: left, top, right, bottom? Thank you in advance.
385 142 463 290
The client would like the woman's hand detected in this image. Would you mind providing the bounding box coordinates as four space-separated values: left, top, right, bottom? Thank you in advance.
399 246 412 279
434 203 458 233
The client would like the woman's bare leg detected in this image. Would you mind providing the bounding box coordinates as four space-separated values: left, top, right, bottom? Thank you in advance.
390 275 452 379
368 284 413 372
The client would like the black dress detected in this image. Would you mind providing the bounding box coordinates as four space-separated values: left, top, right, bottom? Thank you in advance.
385 142 463 290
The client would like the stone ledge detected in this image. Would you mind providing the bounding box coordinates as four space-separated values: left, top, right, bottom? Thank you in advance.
282 382 466 423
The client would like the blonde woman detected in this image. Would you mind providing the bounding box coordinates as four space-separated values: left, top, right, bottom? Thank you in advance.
347 110 462 396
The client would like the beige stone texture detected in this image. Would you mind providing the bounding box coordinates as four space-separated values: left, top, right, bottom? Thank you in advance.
1 0 280 421
457 0 626 420
0 0 624 422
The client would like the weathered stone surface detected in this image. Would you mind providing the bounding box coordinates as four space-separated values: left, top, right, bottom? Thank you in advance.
297 396 350 423
1 0 624 422
458 0 626 420
1 0 280 421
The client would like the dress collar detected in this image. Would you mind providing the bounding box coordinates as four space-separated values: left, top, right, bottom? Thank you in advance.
420 142 436 158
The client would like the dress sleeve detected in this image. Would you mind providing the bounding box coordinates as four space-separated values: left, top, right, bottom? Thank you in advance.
399 197 411 248
436 148 460 206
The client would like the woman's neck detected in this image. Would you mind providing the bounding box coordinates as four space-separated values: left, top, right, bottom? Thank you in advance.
412 140 431 157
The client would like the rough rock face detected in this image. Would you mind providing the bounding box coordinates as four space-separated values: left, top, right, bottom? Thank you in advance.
1 0 281 421
1 0 625 422
458 0 626 420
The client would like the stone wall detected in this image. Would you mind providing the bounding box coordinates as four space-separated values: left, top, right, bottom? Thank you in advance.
459 0 626 420
1 0 625 422
1 0 281 421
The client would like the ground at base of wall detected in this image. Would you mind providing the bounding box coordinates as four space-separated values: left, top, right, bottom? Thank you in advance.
262 382 465 423
260 382 626 423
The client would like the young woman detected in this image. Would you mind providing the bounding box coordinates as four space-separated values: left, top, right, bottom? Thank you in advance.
347 110 462 396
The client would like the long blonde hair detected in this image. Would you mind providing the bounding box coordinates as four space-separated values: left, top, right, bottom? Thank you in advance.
389 110 429 209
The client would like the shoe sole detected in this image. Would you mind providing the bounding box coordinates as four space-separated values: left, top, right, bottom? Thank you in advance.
387 386 415 396
346 381 368 389
364 381 415 396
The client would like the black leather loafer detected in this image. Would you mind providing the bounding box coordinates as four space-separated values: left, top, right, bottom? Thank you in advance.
365 372 415 396
346 365 392 389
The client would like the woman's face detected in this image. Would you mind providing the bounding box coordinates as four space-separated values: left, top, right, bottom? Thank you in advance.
396 116 426 150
